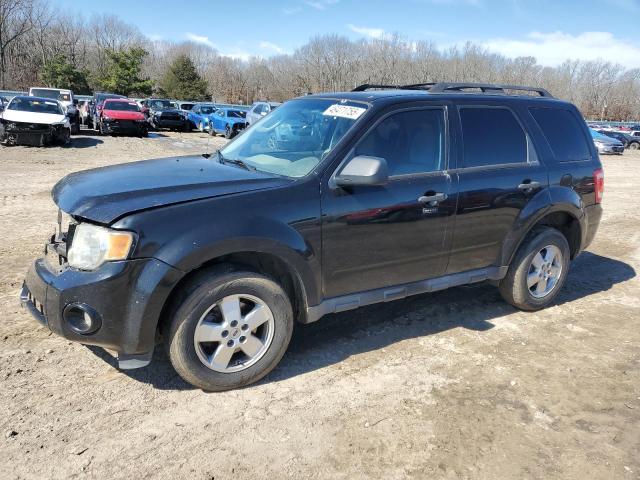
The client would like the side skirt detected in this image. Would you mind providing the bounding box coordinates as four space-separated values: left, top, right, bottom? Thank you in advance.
303 266 508 324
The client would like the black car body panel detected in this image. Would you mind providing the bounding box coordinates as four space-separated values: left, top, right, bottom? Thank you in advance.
52 155 290 223
22 85 603 365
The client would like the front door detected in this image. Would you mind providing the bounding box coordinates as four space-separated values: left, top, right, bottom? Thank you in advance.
321 106 457 299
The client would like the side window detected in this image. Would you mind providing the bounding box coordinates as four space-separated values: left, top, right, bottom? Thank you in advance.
460 107 527 168
529 108 591 162
355 109 445 176
192 106 200 113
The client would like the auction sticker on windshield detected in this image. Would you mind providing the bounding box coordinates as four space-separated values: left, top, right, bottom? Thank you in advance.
323 104 367 120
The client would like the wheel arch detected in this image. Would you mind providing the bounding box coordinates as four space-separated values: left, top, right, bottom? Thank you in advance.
500 186 587 266
157 248 312 339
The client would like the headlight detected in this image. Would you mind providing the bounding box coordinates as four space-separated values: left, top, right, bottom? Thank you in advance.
67 224 135 270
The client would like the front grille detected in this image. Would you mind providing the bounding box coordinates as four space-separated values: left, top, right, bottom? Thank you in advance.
160 114 181 121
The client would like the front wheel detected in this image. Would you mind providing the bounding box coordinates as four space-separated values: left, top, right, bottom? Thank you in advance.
629 142 640 150
499 226 570 311
165 267 294 391
224 125 233 139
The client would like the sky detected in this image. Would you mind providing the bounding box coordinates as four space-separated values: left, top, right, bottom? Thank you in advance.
54 0 640 68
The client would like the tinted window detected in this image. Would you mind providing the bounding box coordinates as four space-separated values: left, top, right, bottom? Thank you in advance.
104 101 140 112
355 109 445 176
460 107 527 168
530 108 592 162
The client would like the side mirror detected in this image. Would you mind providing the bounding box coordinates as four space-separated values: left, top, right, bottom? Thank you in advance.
335 155 389 187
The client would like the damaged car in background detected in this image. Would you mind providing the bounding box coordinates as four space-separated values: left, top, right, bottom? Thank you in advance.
0 96 71 147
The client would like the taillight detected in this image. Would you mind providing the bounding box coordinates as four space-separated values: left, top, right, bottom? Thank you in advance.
593 168 604 203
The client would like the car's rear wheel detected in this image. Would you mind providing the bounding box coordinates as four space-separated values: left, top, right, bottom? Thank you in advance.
165 267 293 391
629 142 640 150
225 125 233 139
499 226 570 311
198 121 205 132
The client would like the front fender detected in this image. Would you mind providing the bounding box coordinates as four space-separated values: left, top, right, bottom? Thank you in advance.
498 186 586 266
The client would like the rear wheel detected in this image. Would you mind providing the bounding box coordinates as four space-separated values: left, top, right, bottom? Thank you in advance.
499 227 570 311
165 267 294 391
629 142 640 150
198 121 205 132
225 125 233 139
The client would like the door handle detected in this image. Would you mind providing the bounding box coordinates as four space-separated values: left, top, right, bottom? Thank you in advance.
418 192 447 205
518 181 541 191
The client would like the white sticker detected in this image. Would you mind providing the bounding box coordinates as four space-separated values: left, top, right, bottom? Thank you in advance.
323 104 366 120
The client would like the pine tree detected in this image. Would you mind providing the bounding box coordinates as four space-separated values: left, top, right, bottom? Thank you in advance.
98 47 153 97
159 54 209 101
41 54 91 94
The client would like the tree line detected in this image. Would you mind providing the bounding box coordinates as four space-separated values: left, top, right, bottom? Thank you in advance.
2 0 639 120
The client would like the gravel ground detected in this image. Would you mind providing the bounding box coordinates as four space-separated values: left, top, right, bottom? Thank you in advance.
0 131 638 480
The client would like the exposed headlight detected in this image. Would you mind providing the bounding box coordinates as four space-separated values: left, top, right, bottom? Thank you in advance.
67 224 135 270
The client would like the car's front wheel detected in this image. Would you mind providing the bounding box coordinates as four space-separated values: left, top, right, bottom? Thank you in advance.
499 226 570 311
225 125 233 139
165 267 294 391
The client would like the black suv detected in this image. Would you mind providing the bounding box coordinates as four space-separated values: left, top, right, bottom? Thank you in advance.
21 82 604 391
142 98 189 131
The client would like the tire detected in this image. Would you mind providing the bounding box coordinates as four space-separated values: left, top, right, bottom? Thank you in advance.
165 267 294 391
225 125 233 139
629 142 640 150
198 121 204 132
499 226 570 311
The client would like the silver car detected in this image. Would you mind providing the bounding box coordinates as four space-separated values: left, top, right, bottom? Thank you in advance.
590 128 624 155
246 101 281 127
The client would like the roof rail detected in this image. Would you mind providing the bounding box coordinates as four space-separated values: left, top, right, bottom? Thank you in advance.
351 82 553 97
352 84 401 92
428 82 553 97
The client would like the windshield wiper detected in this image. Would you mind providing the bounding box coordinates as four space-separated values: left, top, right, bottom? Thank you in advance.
217 150 256 171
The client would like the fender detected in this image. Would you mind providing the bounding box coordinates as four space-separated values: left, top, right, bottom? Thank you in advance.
112 185 323 308
498 185 586 266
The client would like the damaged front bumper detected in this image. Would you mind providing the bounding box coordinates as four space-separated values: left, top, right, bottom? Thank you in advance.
0 120 68 146
20 235 183 369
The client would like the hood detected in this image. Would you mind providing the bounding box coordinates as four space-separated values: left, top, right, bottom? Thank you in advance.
227 116 247 125
594 135 623 146
103 109 145 121
52 155 290 224
2 109 67 125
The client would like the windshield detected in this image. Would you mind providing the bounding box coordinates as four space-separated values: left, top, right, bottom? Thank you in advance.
104 101 140 112
220 98 368 178
96 94 125 104
201 106 216 114
31 89 70 102
228 110 246 118
181 103 195 110
149 100 172 110
8 97 63 115
590 128 610 141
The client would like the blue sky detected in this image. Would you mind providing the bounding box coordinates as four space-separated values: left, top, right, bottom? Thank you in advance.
55 0 640 67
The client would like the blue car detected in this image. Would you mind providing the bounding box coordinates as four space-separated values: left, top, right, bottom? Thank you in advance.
188 103 218 131
206 107 248 138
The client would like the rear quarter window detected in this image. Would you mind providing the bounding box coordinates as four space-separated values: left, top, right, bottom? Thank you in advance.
529 107 592 162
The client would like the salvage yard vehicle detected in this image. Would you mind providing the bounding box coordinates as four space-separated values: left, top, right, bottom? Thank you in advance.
598 129 640 150
188 103 217 131
590 128 624 155
21 82 604 391
246 101 280 126
98 99 148 137
29 87 80 134
89 92 127 129
144 98 189 131
207 107 248 138
0 95 71 146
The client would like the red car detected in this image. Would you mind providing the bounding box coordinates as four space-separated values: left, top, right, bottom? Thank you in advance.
99 99 148 137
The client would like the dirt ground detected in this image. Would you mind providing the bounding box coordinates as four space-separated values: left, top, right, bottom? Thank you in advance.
0 130 638 480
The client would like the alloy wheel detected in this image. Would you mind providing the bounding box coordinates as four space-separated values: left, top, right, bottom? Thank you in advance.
193 294 275 373
527 244 563 298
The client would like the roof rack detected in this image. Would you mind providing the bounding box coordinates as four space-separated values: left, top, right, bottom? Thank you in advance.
351 82 553 97
428 82 553 97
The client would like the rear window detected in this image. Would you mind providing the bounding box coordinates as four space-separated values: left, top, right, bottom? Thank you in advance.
460 107 527 168
529 108 591 162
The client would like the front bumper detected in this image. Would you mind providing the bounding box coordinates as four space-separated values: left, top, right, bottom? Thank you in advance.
21 256 183 363
102 120 147 135
596 144 624 154
0 122 67 146
151 116 185 129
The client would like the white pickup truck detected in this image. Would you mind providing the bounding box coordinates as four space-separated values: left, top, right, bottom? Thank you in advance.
28 87 80 134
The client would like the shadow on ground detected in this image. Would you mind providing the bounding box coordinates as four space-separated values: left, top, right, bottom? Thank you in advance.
67 137 104 148
88 251 635 391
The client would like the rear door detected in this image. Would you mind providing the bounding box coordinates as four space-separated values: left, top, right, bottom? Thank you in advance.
446 102 549 274
321 104 457 298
